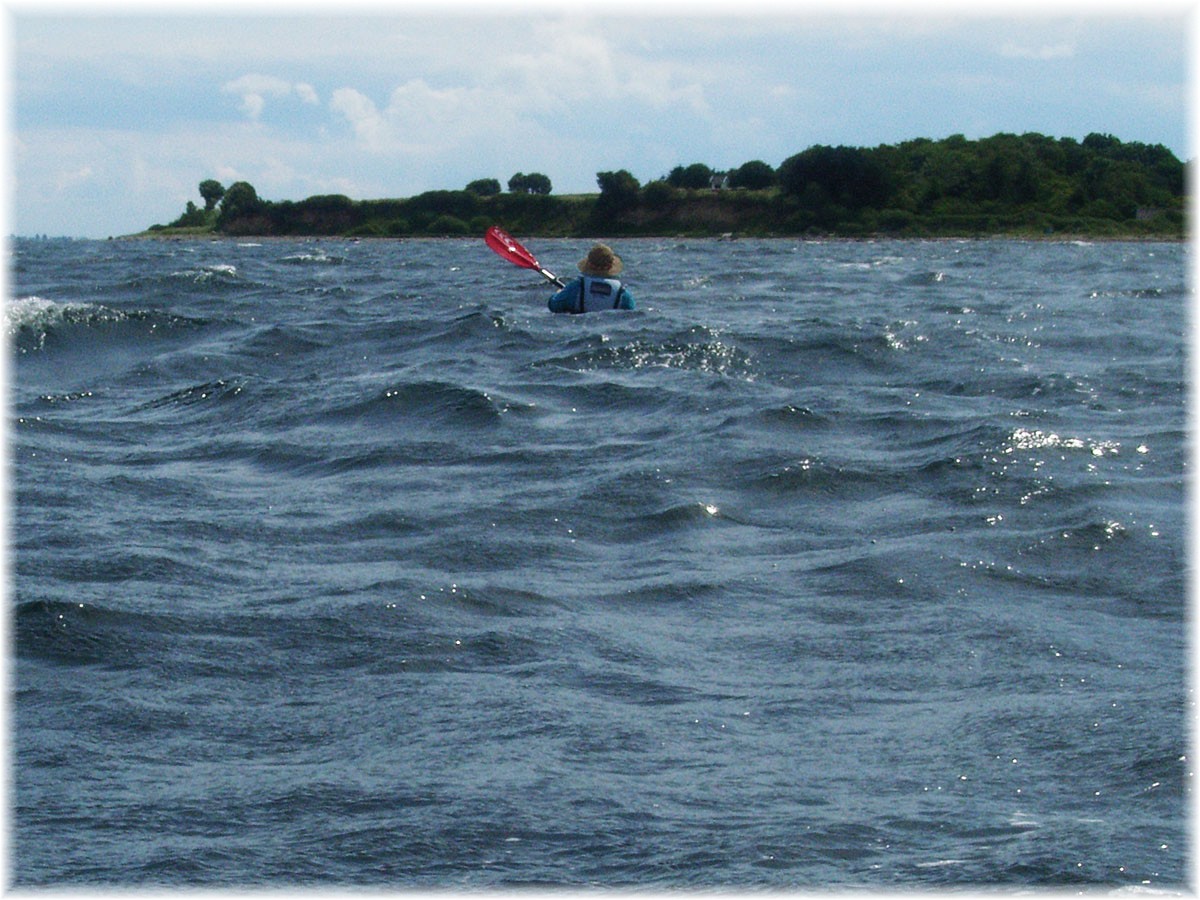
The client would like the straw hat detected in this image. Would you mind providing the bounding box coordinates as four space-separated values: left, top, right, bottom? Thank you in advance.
578 243 623 276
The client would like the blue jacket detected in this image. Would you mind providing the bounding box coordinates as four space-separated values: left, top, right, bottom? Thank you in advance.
549 276 635 314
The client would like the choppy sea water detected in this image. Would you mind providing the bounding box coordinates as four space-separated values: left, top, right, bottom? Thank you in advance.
9 235 1189 888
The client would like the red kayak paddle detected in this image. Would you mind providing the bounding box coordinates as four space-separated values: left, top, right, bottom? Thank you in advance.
485 226 565 288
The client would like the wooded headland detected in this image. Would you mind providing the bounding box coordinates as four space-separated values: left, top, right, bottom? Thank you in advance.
141 132 1187 240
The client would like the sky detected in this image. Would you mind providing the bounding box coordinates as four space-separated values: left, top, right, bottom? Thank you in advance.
7 0 1195 238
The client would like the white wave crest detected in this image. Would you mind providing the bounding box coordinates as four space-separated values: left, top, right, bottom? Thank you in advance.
6 296 92 338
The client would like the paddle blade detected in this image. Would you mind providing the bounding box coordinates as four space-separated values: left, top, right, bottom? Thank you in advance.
485 226 540 271
484 226 564 287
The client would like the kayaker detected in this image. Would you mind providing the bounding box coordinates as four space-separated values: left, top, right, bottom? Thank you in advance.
548 243 636 314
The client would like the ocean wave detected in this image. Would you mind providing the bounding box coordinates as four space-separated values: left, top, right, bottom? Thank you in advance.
746 456 899 501
131 378 249 415
13 597 225 671
539 327 756 379
280 251 346 265
1003 426 1121 457
170 263 239 281
1087 285 1187 300
8 296 109 349
112 263 247 297
719 403 830 432
742 415 997 498
618 500 729 539
8 295 207 354
317 379 506 429
237 323 333 360
738 322 916 374
399 308 543 357
379 380 506 426
16 599 146 668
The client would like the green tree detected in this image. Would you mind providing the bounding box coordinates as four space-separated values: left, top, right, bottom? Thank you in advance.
508 172 553 194
728 160 776 190
466 178 502 196
778 145 890 209
199 179 225 211
978 134 1040 205
170 200 208 228
1081 158 1150 218
641 179 679 209
595 169 641 214
217 181 264 229
1083 132 1122 155
667 163 713 189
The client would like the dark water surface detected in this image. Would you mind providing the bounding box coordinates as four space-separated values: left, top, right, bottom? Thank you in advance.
10 236 1189 887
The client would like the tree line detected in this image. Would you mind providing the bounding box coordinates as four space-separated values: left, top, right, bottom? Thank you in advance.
151 132 1186 239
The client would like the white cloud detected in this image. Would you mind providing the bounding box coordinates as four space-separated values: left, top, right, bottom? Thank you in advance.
498 19 711 115
222 73 322 119
238 93 267 119
304 17 721 159
329 79 530 157
295 83 319 105
385 80 504 139
329 87 387 150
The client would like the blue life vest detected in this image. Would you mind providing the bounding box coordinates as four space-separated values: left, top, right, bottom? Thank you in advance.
577 276 625 313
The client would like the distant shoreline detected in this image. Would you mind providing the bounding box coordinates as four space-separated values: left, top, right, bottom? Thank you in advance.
136 133 1187 244
116 230 1187 243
